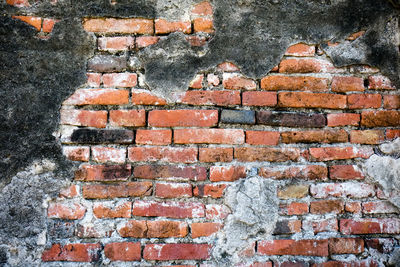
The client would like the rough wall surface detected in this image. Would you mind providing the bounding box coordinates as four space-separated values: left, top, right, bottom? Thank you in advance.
0 0 400 266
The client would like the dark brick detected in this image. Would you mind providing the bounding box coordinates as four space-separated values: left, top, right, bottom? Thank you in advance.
257 111 326 128
70 129 133 144
47 220 75 239
87 55 127 72
75 165 132 181
221 110 255 124
134 165 207 181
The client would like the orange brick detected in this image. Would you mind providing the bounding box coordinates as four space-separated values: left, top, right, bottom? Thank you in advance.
148 109 218 127
193 18 214 33
174 129 244 144
386 129 400 139
242 91 277 106
86 73 101 87
136 36 160 48
368 75 395 90
47 202 86 220
327 113 360 127
98 36 134 51
42 243 101 262
331 76 364 92
261 76 328 91
361 111 400 127
83 18 154 34
109 109 146 127
82 182 152 199
281 129 348 144
104 242 141 261
131 89 167 105
136 129 171 145
102 73 137 87
155 183 192 198
93 201 131 218
309 146 373 161
42 18 57 33
383 95 400 109
348 94 381 109
350 130 384 144
285 43 315 57
209 166 246 182
13 16 41 31
194 184 226 198
6 0 29 7
128 147 198 163
117 220 147 238
60 109 107 128
180 90 240 106
192 1 213 16
91 146 126 164
329 165 364 180
245 131 280 145
346 30 365 40
191 222 222 238
199 147 233 162
279 58 338 73
147 220 188 238
62 146 90 162
155 19 191 34
278 92 347 109
63 89 129 105
223 73 256 90
258 240 329 257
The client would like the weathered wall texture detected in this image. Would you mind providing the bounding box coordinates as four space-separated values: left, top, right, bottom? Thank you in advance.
1 0 400 266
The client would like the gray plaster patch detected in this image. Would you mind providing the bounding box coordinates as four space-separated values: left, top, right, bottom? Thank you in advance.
380 138 400 156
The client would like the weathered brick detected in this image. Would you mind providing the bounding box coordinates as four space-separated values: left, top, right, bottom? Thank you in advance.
330 165 364 180
91 146 126 164
64 89 129 105
273 261 307 267
386 129 400 140
368 75 395 90
47 221 75 239
193 18 214 33
310 199 344 214
148 110 218 127
75 164 131 181
134 165 207 181
117 220 147 238
104 242 141 261
207 73 219 86
83 18 154 34
279 58 338 73
109 109 146 127
191 222 222 238
285 43 315 57
331 76 364 92
42 243 101 262
186 35 208 47
384 95 400 109
205 204 230 219
310 182 375 199
235 147 300 162
210 166 246 182
340 218 400 234
128 147 197 163
192 1 213 15
189 74 204 89
47 202 86 220
218 62 240 72
281 129 348 143
258 239 328 256
245 131 280 145
155 183 193 198
175 129 244 144
273 220 302 234
194 184 226 198
93 201 131 218
180 90 240 106
345 202 362 213
87 55 127 72
135 36 160 48
242 91 277 106
309 146 373 161
277 185 309 199
82 182 152 199
303 218 338 234
143 244 211 260
59 185 79 198
278 92 347 109
223 73 257 90
261 76 329 91
199 147 233 162
348 94 382 109
155 19 191 34
327 113 360 127
221 110 255 124
350 130 384 144
136 129 171 145
257 111 326 127
362 201 399 214
63 146 90 162
132 200 205 218
329 238 364 254
76 222 112 238
147 220 188 238
279 202 308 215
365 238 396 253
260 165 327 180
98 36 134 51
13 16 41 31
86 72 101 87
361 110 400 127
131 89 167 105
102 72 137 88
70 129 133 144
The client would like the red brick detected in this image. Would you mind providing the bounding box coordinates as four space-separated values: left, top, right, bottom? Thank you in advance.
279 58 339 73
42 18 57 33
350 130 384 144
258 239 328 256
260 165 327 180
60 109 107 128
340 218 400 234
47 202 86 220
386 129 400 139
345 202 362 213
155 183 192 198
117 220 147 238
144 243 211 260
93 201 131 218
278 92 347 109
192 1 213 15
310 182 375 199
384 95 400 109
223 73 256 90
136 36 160 48
82 182 152 199
6 0 29 7
331 76 364 92
206 204 230 219
235 147 300 162
189 74 204 89
91 146 126 164
193 18 214 33
361 110 400 127
102 72 137 88
59 185 79 198
303 218 338 233
148 109 218 127
281 129 348 143
362 201 399 214
218 62 240 72
327 113 360 127
180 90 240 106
132 200 205 218
75 164 131 182
368 75 395 90
310 199 344 214
199 148 232 163
128 147 197 163
63 89 129 105
279 202 308 215
245 131 279 146
42 243 101 262
155 19 191 34
98 36 134 51
348 94 382 109
261 76 328 91
12 16 41 31
309 146 373 161
131 89 167 105
109 109 146 127
285 43 315 57
147 220 188 238
104 242 141 261
194 184 226 198
175 129 244 144
329 238 364 254
329 165 364 180
191 222 222 238
62 146 90 161
83 18 154 34
242 91 277 106
86 72 101 87
134 165 206 181
210 166 246 182
136 129 171 145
